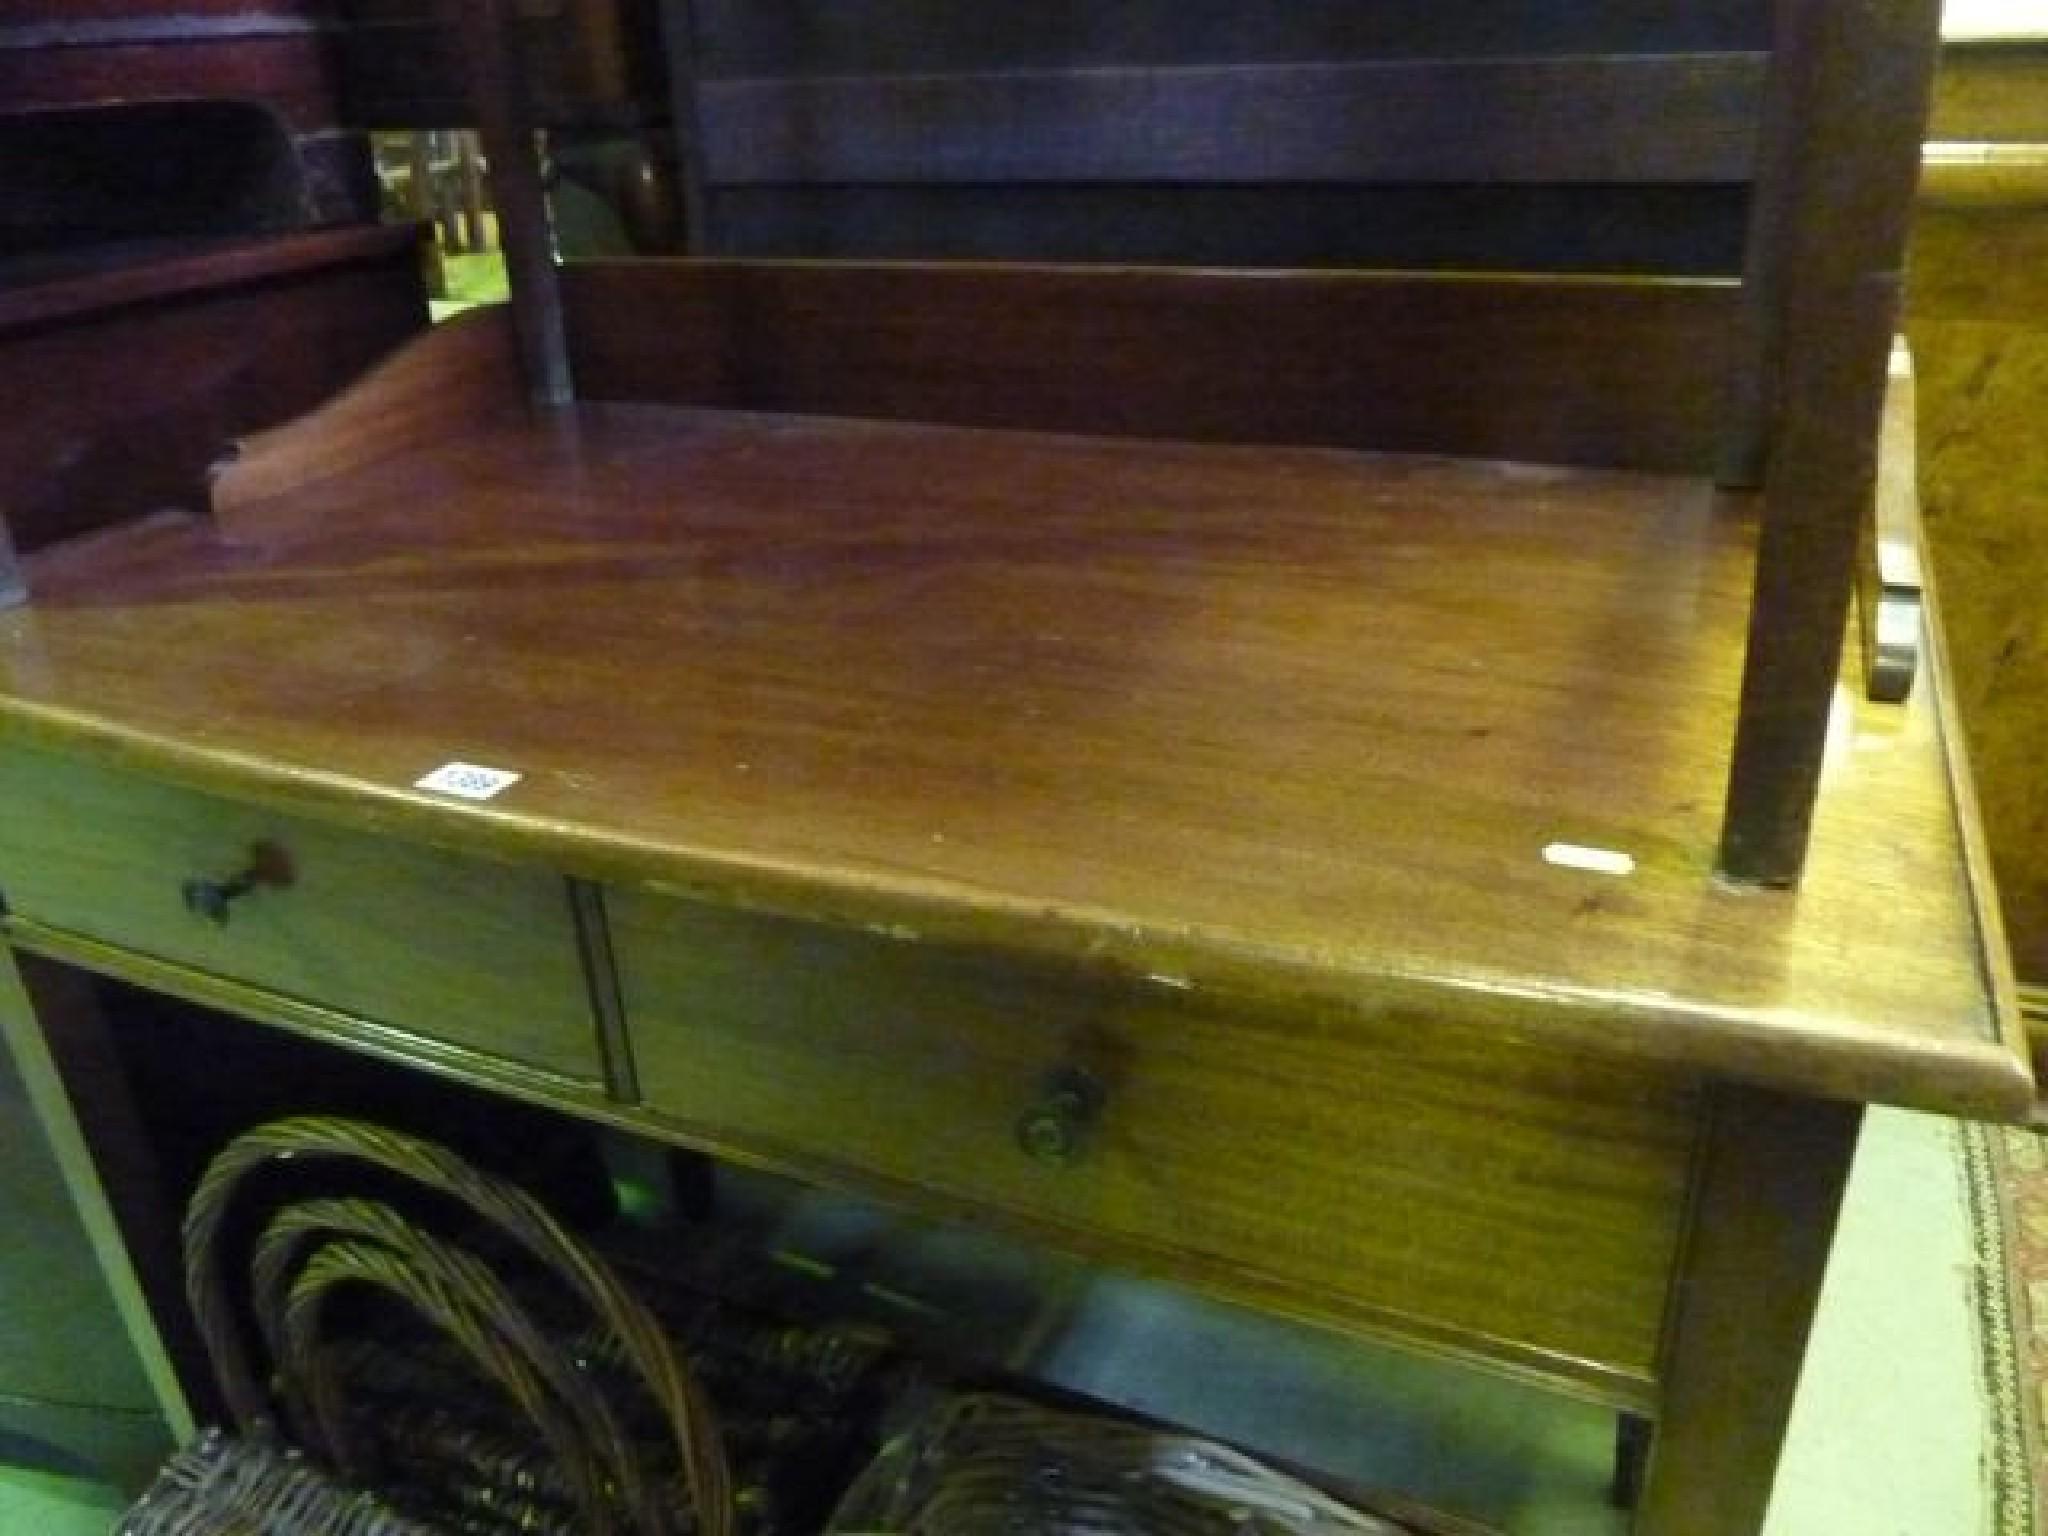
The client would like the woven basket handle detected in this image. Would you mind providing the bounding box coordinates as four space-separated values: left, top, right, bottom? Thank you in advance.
251 1195 653 1535
183 1115 733 1536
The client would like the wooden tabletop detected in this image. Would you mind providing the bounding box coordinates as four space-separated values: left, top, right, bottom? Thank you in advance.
0 375 2026 1117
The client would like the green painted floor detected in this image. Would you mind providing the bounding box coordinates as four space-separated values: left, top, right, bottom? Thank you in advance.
0 1108 2005 1534
0 1461 125 1534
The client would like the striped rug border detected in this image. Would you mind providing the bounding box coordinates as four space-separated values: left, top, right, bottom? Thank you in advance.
1962 1115 2040 1535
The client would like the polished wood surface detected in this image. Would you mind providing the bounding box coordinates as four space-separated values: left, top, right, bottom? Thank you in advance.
0 747 605 1084
210 299 519 520
563 260 1741 475
0 339 2024 1118
617 887 1698 1402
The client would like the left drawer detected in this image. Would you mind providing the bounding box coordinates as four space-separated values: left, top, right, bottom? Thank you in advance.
0 747 602 1083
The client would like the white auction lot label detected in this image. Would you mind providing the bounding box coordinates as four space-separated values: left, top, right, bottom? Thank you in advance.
414 762 523 801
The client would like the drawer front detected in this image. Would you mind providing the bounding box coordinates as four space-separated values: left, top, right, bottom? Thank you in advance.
615 891 1701 1387
0 749 601 1083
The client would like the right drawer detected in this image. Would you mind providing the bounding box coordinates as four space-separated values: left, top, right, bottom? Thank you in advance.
611 888 1702 1390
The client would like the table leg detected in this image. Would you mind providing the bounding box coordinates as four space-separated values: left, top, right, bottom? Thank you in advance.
1635 1083 1860 1535
0 947 202 1435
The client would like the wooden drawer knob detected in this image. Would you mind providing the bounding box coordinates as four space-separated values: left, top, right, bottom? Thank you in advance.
181 842 293 926
1016 1067 1107 1168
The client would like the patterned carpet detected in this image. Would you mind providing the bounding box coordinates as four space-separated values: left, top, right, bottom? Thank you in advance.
1967 1121 2047 1534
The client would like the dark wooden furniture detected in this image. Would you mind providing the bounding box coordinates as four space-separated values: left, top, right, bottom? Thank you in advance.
0 5 2020 1534
0 1 383 235
0 225 428 555
0 0 431 562
661 1 1770 272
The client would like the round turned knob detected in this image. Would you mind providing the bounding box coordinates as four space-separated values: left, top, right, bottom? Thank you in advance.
1016 1067 1107 1168
181 842 293 927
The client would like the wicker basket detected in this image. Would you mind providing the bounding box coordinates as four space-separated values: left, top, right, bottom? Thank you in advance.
121 1426 444 1536
827 1394 1414 1536
126 1114 735 1536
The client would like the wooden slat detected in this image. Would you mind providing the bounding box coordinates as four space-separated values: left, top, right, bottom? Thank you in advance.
691 0 1773 77
0 11 324 49
1718 0 1944 882
0 0 326 28
698 53 1766 187
0 35 337 132
705 182 1753 274
0 224 423 338
562 259 1739 474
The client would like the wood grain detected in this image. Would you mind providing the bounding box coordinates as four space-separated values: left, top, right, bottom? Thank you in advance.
0 746 604 1084
563 261 1741 475
0 226 427 554
2 398 2025 1119
696 54 1765 187
616 887 1700 1402
1634 1084 1860 1536
211 303 519 522
1907 125 2048 989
